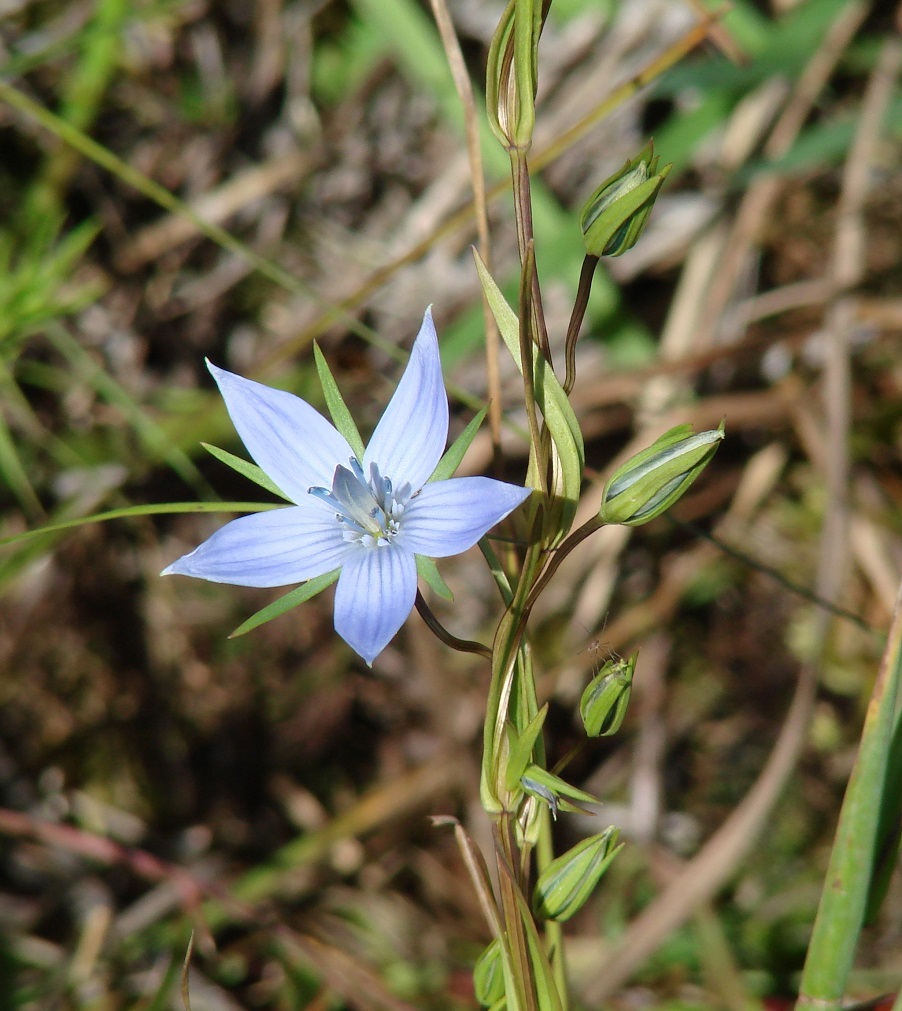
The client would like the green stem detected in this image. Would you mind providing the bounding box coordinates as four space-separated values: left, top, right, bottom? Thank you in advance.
563 255 599 395
414 592 492 659
511 154 552 368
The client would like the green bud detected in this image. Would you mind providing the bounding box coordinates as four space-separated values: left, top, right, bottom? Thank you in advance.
580 141 672 257
599 421 725 526
473 938 506 1007
533 828 623 922
486 0 543 151
580 655 636 737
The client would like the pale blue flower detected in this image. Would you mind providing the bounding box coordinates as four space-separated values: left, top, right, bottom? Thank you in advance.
163 308 531 664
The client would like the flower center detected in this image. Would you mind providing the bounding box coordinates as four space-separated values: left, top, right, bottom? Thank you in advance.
309 458 413 549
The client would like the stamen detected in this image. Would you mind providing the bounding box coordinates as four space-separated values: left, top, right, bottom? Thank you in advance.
309 458 413 550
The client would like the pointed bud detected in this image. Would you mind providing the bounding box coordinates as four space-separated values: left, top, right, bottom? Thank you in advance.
533 828 623 922
486 0 543 152
580 142 672 257
599 421 724 527
520 765 597 820
473 938 506 1007
580 655 636 737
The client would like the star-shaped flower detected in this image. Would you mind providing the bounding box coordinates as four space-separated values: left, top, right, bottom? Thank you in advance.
163 308 531 663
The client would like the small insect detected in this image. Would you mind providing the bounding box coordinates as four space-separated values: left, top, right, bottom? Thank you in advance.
577 617 617 674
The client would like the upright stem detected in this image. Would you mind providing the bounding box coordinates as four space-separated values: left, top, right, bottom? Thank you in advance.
511 153 553 369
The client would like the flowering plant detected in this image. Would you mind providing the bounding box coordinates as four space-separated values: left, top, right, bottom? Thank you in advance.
163 308 531 664
160 5 722 1007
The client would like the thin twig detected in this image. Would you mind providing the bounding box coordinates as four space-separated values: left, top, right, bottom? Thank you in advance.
428 0 504 469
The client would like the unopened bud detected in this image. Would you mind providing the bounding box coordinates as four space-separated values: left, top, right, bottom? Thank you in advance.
580 655 636 737
473 938 506 1007
486 0 543 151
580 142 672 257
599 421 724 526
533 828 623 922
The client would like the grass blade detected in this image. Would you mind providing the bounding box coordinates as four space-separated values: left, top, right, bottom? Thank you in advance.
795 580 902 1008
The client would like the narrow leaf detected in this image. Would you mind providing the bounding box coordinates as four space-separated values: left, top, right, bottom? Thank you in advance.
473 252 584 535
479 539 514 607
505 704 549 791
0 501 281 547
797 579 902 1005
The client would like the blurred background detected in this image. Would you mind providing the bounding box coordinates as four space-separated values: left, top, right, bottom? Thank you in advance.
0 0 900 1006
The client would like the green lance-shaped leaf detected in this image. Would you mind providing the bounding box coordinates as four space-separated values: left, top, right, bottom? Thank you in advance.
580 654 636 737
473 938 506 1007
580 141 672 258
599 421 724 526
533 828 623 922
474 251 584 542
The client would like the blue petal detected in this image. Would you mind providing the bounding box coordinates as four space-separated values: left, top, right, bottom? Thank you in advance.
208 362 354 503
161 502 352 587
364 308 448 492
333 546 417 664
399 478 531 557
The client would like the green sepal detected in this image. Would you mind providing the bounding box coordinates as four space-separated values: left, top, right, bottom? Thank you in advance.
504 704 548 792
313 342 366 461
202 443 291 502
228 568 341 638
415 554 453 601
430 405 488 483
532 828 623 922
